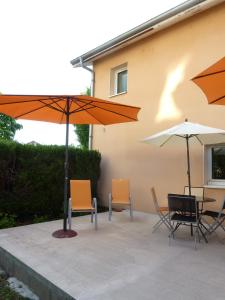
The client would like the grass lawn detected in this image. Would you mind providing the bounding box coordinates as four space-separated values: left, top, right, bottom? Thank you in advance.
0 278 26 300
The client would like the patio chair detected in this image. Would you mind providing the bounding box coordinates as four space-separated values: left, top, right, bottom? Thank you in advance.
108 179 133 221
168 193 200 249
151 187 170 233
201 196 225 235
68 180 97 230
184 186 204 211
184 186 204 197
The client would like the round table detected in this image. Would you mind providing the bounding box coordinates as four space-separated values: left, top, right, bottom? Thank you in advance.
196 196 216 203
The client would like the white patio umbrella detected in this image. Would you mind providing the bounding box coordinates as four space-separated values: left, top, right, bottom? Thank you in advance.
142 120 225 195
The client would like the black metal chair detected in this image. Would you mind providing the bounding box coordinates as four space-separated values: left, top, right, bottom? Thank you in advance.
168 193 200 249
202 196 225 235
184 186 205 212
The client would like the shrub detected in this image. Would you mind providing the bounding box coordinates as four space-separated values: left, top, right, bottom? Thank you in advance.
0 141 101 222
0 213 16 229
33 215 49 224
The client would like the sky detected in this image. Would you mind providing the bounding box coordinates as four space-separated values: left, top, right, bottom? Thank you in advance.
0 0 185 145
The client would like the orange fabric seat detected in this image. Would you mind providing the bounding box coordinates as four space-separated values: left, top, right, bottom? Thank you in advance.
111 199 130 204
68 180 98 230
159 206 169 212
109 179 133 221
72 205 94 210
151 187 171 233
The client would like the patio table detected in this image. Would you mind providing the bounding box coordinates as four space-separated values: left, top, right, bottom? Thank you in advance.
196 196 216 203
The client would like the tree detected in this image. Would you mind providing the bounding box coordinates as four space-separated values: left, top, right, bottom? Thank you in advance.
0 113 23 140
74 87 90 149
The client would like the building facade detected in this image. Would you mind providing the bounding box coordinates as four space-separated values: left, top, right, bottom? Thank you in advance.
72 0 225 211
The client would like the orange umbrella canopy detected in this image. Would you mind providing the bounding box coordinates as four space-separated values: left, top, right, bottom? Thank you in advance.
192 56 225 105
0 94 141 236
0 94 140 124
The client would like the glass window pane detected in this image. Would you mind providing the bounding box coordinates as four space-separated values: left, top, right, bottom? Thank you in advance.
117 70 127 93
212 147 225 179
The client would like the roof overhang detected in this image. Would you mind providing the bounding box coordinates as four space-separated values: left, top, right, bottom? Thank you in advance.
70 0 224 68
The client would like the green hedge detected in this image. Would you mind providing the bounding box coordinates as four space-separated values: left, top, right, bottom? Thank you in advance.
0 140 101 221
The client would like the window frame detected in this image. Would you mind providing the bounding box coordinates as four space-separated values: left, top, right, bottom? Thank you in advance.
110 63 128 97
204 144 225 187
114 67 128 95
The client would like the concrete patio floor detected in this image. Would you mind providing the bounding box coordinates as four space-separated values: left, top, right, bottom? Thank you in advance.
0 210 225 300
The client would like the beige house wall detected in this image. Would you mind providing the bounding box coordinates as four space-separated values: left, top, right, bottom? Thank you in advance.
93 3 225 212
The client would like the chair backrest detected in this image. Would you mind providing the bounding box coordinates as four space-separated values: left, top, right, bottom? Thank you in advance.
70 180 92 209
168 193 197 215
151 187 160 212
184 186 204 198
219 196 225 216
222 197 225 210
112 179 129 203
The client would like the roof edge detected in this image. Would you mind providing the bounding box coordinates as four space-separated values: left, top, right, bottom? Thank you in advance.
71 0 223 67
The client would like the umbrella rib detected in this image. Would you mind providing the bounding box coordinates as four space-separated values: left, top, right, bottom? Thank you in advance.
72 99 138 121
70 101 92 114
195 135 203 145
47 98 67 113
175 134 186 139
160 135 175 147
70 96 140 110
71 100 107 124
59 97 73 124
208 94 225 104
39 100 65 113
176 133 202 142
0 96 63 106
13 100 64 119
193 69 225 80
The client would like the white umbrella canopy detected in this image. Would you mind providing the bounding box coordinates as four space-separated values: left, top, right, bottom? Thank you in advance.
142 120 225 194
142 121 225 146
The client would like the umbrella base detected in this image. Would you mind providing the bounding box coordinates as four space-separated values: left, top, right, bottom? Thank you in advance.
52 229 78 238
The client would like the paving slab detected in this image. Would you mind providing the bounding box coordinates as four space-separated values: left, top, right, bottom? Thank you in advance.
0 211 225 300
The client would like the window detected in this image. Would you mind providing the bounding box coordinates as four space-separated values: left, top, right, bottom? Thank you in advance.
110 63 128 96
204 145 225 186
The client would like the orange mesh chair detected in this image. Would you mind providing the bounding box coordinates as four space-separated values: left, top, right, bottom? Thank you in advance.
68 180 97 230
109 179 133 221
151 187 170 232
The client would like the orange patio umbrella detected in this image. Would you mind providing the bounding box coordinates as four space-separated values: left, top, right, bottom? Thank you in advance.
0 94 141 237
192 55 225 105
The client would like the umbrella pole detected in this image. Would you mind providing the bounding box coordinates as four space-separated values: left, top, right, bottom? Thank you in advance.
185 135 191 195
63 104 69 231
52 98 77 238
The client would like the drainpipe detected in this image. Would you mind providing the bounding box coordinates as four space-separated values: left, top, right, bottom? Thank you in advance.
79 57 95 150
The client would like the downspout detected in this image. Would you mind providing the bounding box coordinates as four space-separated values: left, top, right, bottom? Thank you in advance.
79 57 95 150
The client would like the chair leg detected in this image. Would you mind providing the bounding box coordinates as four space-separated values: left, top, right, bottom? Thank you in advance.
153 223 164 233
68 198 72 230
109 193 112 221
130 197 133 221
168 225 174 245
194 227 198 250
197 226 201 243
152 212 171 233
164 213 172 229
153 218 163 228
152 219 164 233
91 211 94 223
93 197 98 230
220 222 225 231
95 207 98 230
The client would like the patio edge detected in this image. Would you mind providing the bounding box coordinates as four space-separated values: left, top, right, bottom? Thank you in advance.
0 246 75 300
